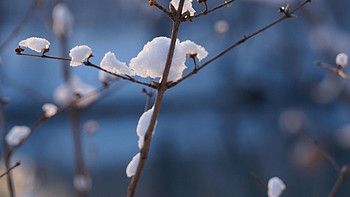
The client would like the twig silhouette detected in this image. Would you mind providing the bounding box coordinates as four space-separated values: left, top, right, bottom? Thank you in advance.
0 162 20 179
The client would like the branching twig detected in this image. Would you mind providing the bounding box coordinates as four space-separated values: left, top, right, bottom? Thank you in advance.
328 165 350 197
149 0 173 19
0 162 20 179
169 0 311 88
186 0 237 21
141 87 154 112
15 51 157 89
250 172 268 191
315 61 350 81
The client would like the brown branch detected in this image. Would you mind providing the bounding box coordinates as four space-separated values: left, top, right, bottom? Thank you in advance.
315 61 350 81
328 165 350 197
15 51 157 89
127 1 185 196
250 172 268 191
169 0 311 88
0 162 20 179
149 0 173 19
141 87 154 112
186 0 237 21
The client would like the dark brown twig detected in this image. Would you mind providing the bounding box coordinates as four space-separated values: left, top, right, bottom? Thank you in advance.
149 0 173 19
328 165 350 197
0 162 20 179
250 172 268 191
169 0 311 88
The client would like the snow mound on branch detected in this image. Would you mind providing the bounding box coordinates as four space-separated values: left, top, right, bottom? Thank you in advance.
6 126 31 146
170 0 196 16
53 75 98 108
52 3 74 37
19 37 50 53
129 36 208 82
336 53 348 68
100 51 134 76
126 153 140 177
268 177 286 197
69 45 92 66
136 107 155 137
42 103 58 118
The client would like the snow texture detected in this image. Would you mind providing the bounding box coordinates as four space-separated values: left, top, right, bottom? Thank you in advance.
52 3 73 37
53 75 98 108
6 126 31 146
100 51 134 76
170 0 196 16
126 153 140 177
336 53 348 68
129 36 208 82
42 103 58 118
69 45 92 66
19 37 50 53
268 177 286 197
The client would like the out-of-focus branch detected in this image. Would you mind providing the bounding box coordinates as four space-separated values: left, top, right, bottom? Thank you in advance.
141 87 153 112
0 161 20 179
315 61 350 81
328 165 350 197
15 51 158 89
250 172 268 191
169 0 311 88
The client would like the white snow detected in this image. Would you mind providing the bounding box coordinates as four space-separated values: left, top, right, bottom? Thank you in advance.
100 51 134 76
336 53 348 68
138 136 144 149
126 153 140 177
69 45 92 66
42 103 58 118
129 36 208 82
19 37 50 53
136 107 156 137
52 3 73 37
170 0 196 16
268 177 286 197
53 75 99 108
5 126 31 146
73 174 92 192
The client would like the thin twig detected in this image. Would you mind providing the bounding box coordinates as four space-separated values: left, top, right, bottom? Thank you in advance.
169 0 311 88
149 0 173 19
127 1 185 196
186 0 237 21
141 86 154 112
250 172 268 191
15 52 157 89
300 134 341 174
315 61 350 81
0 162 21 179
328 165 350 197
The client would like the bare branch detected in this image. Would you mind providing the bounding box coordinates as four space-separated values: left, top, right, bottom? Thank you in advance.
328 165 350 197
149 0 173 19
169 0 312 88
250 172 268 191
15 51 158 89
315 61 350 81
0 162 20 179
186 0 237 21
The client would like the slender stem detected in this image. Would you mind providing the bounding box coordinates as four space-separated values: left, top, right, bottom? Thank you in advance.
150 0 173 19
328 165 350 197
0 90 15 197
315 61 350 81
250 172 268 191
127 1 185 196
15 52 157 89
0 162 20 179
169 0 311 88
186 0 237 21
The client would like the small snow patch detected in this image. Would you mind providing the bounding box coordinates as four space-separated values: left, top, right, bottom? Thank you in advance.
126 153 140 177
19 37 50 53
69 45 92 66
6 126 31 146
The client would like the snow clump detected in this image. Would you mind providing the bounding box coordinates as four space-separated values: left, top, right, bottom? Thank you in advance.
170 0 196 16
6 126 31 146
129 36 208 82
336 53 348 68
100 51 134 76
52 3 74 37
268 177 286 197
19 37 50 53
42 103 58 118
126 153 140 178
69 45 92 66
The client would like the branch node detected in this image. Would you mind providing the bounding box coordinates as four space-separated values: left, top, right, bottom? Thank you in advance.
15 47 24 55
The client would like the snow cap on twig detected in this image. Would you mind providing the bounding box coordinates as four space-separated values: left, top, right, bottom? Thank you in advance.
19 37 50 53
126 153 140 177
6 126 31 146
100 51 134 76
336 53 348 68
42 103 58 118
268 177 286 197
69 45 92 66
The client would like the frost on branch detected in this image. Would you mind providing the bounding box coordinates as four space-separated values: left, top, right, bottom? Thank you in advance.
100 51 134 76
53 75 98 108
268 177 286 197
69 45 92 66
5 126 31 146
19 37 50 53
129 37 208 82
336 53 348 68
52 3 74 37
126 153 140 178
42 103 58 118
170 0 196 16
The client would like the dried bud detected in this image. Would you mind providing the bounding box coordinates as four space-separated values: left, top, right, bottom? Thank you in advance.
188 53 198 59
197 0 207 3
149 0 155 6
15 47 24 54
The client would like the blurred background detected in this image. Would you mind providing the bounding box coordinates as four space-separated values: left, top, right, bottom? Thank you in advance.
1 0 350 196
